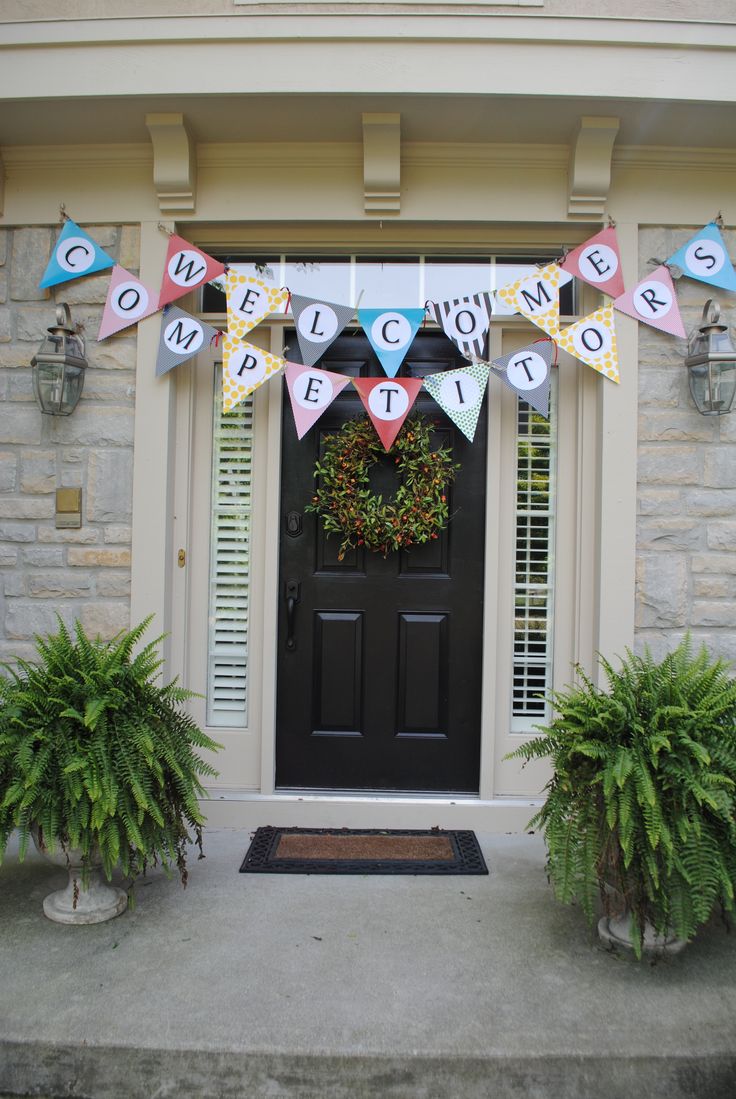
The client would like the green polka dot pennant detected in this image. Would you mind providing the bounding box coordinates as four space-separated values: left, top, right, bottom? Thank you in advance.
423 362 490 442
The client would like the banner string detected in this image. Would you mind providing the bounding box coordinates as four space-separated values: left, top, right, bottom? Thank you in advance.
532 335 559 367
59 203 69 224
157 222 175 237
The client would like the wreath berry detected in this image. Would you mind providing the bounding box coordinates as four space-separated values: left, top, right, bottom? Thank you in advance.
305 413 459 560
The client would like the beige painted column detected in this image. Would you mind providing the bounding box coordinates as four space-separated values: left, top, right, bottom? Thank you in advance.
593 220 639 672
129 221 176 666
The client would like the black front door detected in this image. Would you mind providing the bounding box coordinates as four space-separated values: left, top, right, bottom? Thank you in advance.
275 331 486 793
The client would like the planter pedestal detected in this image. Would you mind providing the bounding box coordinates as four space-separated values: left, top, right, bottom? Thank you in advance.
32 832 127 925
598 912 687 956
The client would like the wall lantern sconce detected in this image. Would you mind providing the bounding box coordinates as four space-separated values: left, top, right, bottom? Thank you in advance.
31 303 88 416
685 299 736 416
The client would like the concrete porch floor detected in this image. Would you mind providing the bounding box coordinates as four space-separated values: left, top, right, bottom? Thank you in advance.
1 828 735 1099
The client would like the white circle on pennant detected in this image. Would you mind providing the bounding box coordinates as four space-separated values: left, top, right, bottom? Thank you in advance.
371 312 412 352
506 351 548 391
439 372 481 411
578 243 619 283
227 346 266 388
293 371 333 411
685 238 725 277
167 249 208 288
368 383 409 422
632 280 673 320
517 276 555 316
297 303 339 345
445 302 486 341
163 317 204 356
572 321 612 360
57 236 96 275
111 281 149 320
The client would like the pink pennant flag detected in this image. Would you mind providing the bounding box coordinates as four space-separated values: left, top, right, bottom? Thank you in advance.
285 362 351 439
560 227 625 299
613 265 686 338
158 236 226 309
353 377 423 451
98 266 159 340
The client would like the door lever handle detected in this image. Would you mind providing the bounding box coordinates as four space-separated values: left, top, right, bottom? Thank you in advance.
285 579 300 651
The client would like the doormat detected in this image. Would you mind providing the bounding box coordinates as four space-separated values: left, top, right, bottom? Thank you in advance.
239 827 488 875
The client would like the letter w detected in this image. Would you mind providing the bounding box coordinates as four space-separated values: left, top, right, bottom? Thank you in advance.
172 252 207 284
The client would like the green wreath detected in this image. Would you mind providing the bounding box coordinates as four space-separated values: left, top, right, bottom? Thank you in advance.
305 414 459 560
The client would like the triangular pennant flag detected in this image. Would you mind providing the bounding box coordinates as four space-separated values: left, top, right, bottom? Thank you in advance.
352 377 423 451
155 306 221 377
284 362 351 439
556 305 619 383
428 293 493 362
39 219 115 289
226 270 288 341
97 265 159 340
666 222 736 293
221 335 285 413
158 236 226 309
559 227 625 299
496 263 562 338
423 363 490 442
291 294 355 368
358 308 425 378
490 341 554 419
613 265 686 338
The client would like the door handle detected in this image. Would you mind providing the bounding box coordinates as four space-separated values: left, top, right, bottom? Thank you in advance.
285 579 300 651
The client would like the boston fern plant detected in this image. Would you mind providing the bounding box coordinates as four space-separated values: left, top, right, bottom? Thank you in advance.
0 617 219 893
508 639 736 957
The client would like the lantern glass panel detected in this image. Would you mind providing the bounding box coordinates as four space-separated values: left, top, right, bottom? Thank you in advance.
688 361 736 416
32 361 85 416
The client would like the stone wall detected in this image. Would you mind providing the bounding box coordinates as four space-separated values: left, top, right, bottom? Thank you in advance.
0 224 139 662
636 226 736 663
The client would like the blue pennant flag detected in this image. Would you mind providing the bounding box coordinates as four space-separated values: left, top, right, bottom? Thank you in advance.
666 222 736 293
39 219 115 290
359 308 425 378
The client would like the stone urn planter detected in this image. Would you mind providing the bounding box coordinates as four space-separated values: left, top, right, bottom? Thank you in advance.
32 827 127 925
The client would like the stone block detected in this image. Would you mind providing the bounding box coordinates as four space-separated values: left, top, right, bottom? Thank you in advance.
0 271 7 304
635 554 688 628
88 339 137 372
10 229 52 302
0 452 17 492
60 468 84 488
5 602 76 640
27 572 93 598
0 497 54 519
637 367 684 408
0 229 7 266
637 446 700 485
118 226 140 271
0 547 18 566
0 641 37 665
0 308 11 343
691 601 736 628
104 525 132 544
38 526 99 544
20 451 56 494
14 306 51 342
87 450 133 523
48 406 134 447
693 576 733 599
703 447 736 488
637 410 716 443
61 274 113 306
67 547 131 567
682 488 736 517
84 226 118 248
81 372 136 403
0 522 37 543
4 574 26 597
706 521 736 551
22 546 64 567
6 373 34 402
636 518 703 552
80 601 130 640
97 572 131 597
0 341 34 366
691 553 736 575
636 489 682 517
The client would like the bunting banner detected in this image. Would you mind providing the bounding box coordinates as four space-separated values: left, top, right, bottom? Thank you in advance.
359 308 425 377
284 362 351 438
428 293 494 363
559 226 625 299
613 265 686 338
226 271 289 341
156 306 221 377
666 222 736 293
39 219 115 290
222 336 285 413
556 305 619 383
291 294 356 367
353 376 423 450
422 363 490 442
496 263 562 338
98 265 159 340
158 236 226 309
490 340 554 419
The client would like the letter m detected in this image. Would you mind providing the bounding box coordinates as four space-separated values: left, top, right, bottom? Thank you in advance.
167 320 200 351
519 280 552 312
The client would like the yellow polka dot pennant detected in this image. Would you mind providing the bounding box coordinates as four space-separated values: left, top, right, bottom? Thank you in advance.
496 263 562 338
222 335 285 413
225 270 288 341
556 304 619 384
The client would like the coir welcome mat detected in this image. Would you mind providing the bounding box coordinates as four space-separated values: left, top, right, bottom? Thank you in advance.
239 827 488 875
